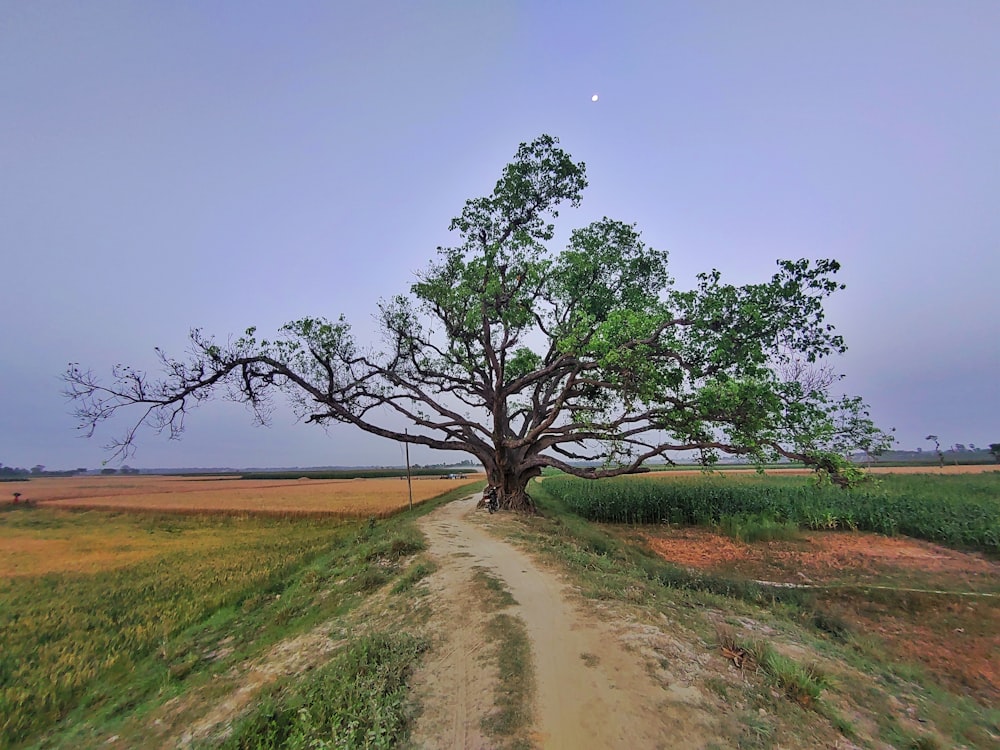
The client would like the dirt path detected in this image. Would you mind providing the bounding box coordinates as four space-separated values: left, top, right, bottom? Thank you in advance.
410 495 719 749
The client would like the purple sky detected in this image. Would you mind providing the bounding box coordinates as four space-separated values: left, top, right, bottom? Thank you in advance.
2 2 998 469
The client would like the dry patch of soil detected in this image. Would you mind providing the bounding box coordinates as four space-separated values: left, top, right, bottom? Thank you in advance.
644 526 1000 704
644 528 998 588
164 625 343 748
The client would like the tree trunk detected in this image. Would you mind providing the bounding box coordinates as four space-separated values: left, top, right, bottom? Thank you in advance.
499 481 536 513
486 459 540 514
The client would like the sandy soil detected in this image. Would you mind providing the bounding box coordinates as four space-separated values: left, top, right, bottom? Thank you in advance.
409 495 723 749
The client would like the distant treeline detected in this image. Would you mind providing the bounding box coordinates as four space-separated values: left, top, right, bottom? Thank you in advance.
867 449 997 466
0 467 81 480
236 468 479 480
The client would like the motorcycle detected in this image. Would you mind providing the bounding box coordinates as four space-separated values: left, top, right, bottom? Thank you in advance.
483 485 499 514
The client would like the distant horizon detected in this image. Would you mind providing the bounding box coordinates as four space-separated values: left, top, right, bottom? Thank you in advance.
8 446 996 475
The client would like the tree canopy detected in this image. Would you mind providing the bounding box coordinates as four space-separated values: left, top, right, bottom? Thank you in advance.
65 134 892 511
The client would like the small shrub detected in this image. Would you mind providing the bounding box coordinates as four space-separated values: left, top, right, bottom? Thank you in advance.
390 561 435 594
351 568 390 593
719 513 800 543
810 609 853 641
223 633 426 750
751 642 829 708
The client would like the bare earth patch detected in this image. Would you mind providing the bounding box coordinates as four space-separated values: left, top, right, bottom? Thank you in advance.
643 528 998 587
643 526 1000 705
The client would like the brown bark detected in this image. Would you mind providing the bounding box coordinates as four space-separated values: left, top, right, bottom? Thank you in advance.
485 455 540 514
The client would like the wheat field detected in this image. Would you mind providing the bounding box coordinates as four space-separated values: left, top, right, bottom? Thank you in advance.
3 473 485 516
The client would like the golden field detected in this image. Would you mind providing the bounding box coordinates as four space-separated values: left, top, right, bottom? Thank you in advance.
1 515 272 578
2 473 485 516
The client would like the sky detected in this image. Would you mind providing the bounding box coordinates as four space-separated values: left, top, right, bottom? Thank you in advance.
2 1 997 470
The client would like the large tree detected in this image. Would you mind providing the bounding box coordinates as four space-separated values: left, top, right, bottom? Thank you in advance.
65 135 891 511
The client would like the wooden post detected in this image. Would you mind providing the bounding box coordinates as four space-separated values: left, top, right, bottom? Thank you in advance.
404 430 413 511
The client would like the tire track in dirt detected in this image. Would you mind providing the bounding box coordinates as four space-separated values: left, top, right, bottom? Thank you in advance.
411 495 719 749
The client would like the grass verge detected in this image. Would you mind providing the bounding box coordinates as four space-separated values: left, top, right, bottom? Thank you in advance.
481 614 533 749
470 569 534 750
217 633 426 750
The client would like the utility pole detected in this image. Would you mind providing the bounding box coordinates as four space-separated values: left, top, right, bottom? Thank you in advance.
404 429 413 511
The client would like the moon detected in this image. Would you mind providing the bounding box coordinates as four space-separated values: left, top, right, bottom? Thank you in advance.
591 94 599 102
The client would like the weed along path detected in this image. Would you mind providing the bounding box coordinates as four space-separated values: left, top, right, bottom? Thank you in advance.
412 495 717 749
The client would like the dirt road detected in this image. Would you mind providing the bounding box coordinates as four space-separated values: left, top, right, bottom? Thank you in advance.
409 495 720 749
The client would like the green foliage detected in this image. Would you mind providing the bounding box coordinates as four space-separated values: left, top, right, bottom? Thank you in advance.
221 633 426 750
719 513 800 543
749 641 830 708
806 451 870 489
545 472 1000 553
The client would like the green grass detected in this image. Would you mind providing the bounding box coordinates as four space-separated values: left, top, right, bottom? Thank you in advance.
217 633 426 750
390 561 436 594
472 567 518 608
718 513 800 543
0 512 353 746
751 642 830 708
471 570 533 749
544 472 1000 553
716 624 830 710
481 614 533 747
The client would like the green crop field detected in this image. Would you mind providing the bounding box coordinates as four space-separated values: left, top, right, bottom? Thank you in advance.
544 471 1000 554
0 510 360 746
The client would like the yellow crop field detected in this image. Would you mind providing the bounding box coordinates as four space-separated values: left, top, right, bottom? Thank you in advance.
0 509 360 745
1 517 256 578
3 473 484 517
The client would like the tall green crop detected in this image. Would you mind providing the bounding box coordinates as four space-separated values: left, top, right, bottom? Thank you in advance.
544 472 1000 554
